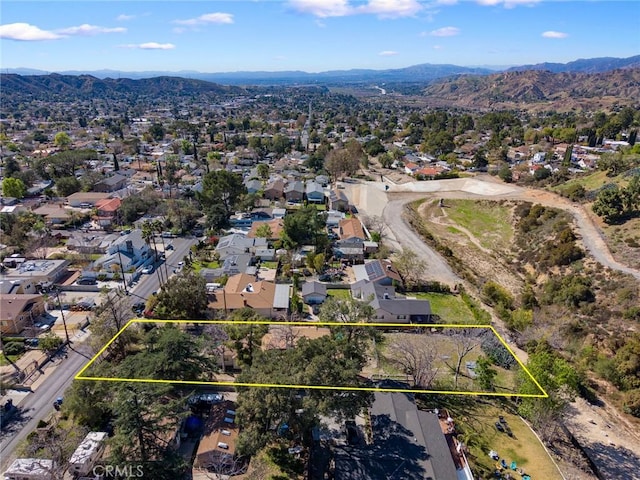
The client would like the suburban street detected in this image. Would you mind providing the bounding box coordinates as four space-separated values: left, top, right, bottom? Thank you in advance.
127 236 199 306
0 235 199 471
0 345 90 472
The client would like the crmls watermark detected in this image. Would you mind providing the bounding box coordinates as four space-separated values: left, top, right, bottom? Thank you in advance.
92 464 145 478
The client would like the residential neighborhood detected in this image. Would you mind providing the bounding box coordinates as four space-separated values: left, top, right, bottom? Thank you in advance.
1 55 639 480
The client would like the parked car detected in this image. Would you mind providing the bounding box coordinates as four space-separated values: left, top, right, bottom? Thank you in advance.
77 277 97 285
166 244 174 250
141 265 153 274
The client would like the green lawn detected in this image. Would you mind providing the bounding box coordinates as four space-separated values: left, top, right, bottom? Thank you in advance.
0 354 21 366
190 260 220 273
408 292 477 324
327 288 351 299
261 261 279 269
444 200 513 251
459 404 563 480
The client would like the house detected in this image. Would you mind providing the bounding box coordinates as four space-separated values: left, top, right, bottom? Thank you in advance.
315 175 330 186
244 179 263 195
66 191 112 207
247 219 284 240
333 389 462 480
326 210 346 228
352 259 402 286
263 179 285 201
301 281 327 305
93 173 128 193
272 207 287 219
215 234 268 259
305 181 325 203
93 197 122 227
194 400 239 472
328 189 349 212
32 204 74 225
0 279 38 295
208 273 290 319
404 162 419 175
338 217 366 242
67 232 118 254
68 432 108 477
94 230 151 272
3 458 56 480
0 293 46 334
284 181 304 203
350 280 431 323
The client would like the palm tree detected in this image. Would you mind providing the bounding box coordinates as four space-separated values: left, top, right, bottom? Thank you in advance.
153 219 170 282
142 221 163 286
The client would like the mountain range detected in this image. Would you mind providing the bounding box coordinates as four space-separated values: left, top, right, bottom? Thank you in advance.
5 55 640 85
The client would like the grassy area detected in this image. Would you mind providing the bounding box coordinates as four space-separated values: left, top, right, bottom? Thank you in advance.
0 354 21 366
407 292 477 324
261 261 279 269
327 288 351 299
444 200 513 251
190 260 220 273
458 404 562 480
552 170 626 194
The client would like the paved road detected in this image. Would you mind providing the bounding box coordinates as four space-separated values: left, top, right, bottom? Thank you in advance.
0 345 90 471
128 236 199 305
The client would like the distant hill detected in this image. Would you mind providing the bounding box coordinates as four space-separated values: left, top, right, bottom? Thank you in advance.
4 55 639 85
0 74 246 102
506 55 640 73
421 68 640 111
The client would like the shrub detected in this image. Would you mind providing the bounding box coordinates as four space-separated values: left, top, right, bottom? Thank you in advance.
3 342 25 356
482 281 514 310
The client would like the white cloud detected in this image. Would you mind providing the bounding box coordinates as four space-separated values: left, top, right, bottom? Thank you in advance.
120 42 176 50
542 30 568 38
358 0 422 18
477 0 541 7
430 26 460 37
174 12 234 26
379 50 399 56
116 14 135 21
0 22 63 41
435 0 457 4
289 0 352 18
433 44 443 49
56 24 126 36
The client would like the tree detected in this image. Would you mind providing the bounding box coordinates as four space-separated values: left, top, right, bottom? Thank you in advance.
54 175 81 197
224 308 269 367
386 334 439 388
154 271 208 319
281 205 327 249
393 248 427 289
39 332 63 352
3 157 21 178
198 170 247 230
255 223 273 239
53 131 72 149
473 148 488 170
91 290 140 359
592 187 625 223
474 355 497 391
2 177 26 198
148 123 165 141
256 163 269 180
498 165 513 183
444 328 479 388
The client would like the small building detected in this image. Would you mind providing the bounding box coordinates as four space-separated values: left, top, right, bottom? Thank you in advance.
66 192 112 207
352 259 402 286
284 180 304 203
328 189 349 212
0 293 46 334
338 217 366 242
263 179 285 201
194 401 239 472
3 458 55 480
247 219 284 241
93 173 128 193
32 204 74 225
208 273 290 319
94 197 122 227
301 281 327 305
305 181 325 203
68 431 108 476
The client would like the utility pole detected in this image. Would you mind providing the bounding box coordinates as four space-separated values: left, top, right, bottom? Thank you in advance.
55 289 71 344
117 249 129 295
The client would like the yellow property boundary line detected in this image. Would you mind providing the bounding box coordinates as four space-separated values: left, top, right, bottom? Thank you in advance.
75 320 548 398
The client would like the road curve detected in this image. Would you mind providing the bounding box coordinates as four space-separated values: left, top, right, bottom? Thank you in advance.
355 178 640 282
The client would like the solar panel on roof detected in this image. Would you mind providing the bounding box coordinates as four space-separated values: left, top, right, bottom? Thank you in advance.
365 261 384 280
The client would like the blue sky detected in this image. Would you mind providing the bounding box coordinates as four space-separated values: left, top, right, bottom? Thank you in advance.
1 1 638 72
